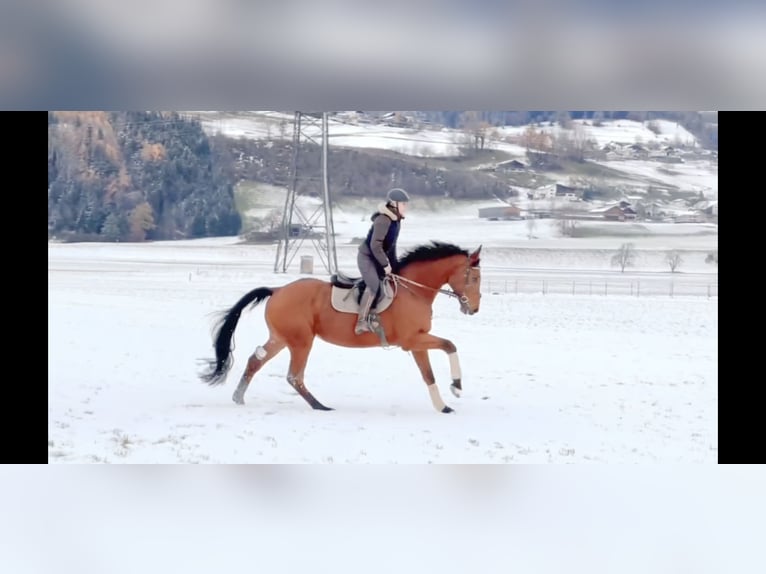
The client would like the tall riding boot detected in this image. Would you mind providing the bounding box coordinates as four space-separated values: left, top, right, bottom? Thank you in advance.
354 288 375 335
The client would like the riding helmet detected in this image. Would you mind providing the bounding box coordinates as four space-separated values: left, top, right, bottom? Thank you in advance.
386 188 410 203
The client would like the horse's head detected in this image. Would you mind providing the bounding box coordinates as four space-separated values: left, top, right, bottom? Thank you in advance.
446 245 482 315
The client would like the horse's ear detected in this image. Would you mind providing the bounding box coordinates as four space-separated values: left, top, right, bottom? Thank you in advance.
470 245 482 265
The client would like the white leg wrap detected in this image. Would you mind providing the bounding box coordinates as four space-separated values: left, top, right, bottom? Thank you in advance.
255 346 267 360
428 384 447 412
448 352 461 381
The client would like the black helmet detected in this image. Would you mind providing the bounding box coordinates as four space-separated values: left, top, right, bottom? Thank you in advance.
386 188 410 203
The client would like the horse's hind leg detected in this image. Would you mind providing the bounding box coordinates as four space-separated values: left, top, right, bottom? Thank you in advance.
286 340 333 411
232 338 285 405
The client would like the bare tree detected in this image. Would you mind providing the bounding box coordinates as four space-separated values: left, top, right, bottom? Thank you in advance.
458 111 491 152
666 250 683 272
521 126 553 152
557 217 578 237
278 119 288 140
611 243 636 272
592 111 605 127
526 216 536 239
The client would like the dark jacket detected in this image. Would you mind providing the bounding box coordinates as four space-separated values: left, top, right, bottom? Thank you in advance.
358 203 402 271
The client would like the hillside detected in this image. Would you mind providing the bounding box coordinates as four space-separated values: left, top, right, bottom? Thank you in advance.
191 111 718 203
48 111 717 243
48 111 241 241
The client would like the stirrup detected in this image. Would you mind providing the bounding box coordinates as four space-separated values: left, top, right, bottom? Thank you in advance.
367 312 389 347
354 317 372 334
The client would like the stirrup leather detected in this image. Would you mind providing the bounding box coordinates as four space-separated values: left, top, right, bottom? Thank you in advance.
366 312 389 347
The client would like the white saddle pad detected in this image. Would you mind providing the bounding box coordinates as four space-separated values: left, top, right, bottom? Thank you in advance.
330 282 395 314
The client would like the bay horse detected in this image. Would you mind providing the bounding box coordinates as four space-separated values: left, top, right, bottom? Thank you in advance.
199 241 482 413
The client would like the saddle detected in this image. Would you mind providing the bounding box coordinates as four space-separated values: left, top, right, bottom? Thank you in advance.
329 273 395 315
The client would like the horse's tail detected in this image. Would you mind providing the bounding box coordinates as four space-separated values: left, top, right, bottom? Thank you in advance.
199 287 275 386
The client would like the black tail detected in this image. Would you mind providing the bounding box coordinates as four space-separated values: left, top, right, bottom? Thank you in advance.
198 287 274 386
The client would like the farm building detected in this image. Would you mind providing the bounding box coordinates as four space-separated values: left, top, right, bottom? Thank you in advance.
478 205 522 220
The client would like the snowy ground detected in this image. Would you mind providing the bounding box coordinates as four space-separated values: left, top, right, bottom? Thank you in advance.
48 212 718 463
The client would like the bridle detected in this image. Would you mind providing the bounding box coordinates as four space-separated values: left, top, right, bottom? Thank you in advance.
390 262 479 314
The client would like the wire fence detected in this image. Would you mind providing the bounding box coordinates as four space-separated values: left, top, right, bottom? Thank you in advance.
483 278 718 298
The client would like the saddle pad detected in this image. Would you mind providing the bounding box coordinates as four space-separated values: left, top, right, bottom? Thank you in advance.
330 283 395 314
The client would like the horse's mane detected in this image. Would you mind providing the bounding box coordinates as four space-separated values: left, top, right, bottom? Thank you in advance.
396 241 469 271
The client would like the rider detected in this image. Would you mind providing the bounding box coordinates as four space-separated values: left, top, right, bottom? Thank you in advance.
355 187 410 335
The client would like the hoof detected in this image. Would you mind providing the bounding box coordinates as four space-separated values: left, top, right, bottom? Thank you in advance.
232 395 245 405
311 403 334 411
450 384 462 398
441 406 455 414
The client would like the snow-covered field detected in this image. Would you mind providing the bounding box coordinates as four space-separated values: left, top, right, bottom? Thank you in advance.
48 209 718 463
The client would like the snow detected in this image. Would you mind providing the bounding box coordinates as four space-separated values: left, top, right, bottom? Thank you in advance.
49 207 717 463
195 113 703 157
591 158 718 194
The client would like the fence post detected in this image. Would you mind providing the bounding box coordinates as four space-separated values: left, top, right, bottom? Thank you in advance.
707 284 711 298
543 280 547 295
505 280 508 293
637 281 640 297
589 281 592 296
670 282 674 298
515 280 518 295
572 281 575 295
604 281 608 296
630 282 633 296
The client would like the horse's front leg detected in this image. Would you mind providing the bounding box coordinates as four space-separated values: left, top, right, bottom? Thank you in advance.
404 333 463 413
411 350 453 413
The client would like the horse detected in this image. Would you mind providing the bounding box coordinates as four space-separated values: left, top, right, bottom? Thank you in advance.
199 241 482 413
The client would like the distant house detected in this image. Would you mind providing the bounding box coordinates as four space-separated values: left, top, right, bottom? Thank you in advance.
555 183 584 201
530 184 556 200
637 201 666 219
628 143 649 158
496 159 527 172
478 205 522 220
596 204 638 221
673 212 705 223
693 199 718 219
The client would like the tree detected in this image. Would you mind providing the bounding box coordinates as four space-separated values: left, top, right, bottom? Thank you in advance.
557 217 578 237
592 111 605 127
458 111 491 152
611 243 636 272
521 126 553 152
128 202 156 241
666 250 683 272
526 216 536 239
101 212 127 241
705 250 718 267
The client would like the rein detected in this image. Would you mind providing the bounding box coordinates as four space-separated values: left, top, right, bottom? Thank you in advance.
390 264 475 313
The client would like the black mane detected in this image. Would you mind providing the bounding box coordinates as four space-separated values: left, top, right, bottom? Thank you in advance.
396 241 469 271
